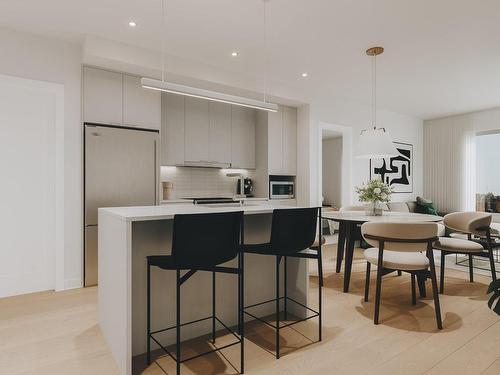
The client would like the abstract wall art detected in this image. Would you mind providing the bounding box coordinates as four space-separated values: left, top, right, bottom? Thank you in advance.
370 142 413 193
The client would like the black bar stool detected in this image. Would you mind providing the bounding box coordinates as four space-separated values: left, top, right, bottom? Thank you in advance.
146 211 245 374
242 207 322 359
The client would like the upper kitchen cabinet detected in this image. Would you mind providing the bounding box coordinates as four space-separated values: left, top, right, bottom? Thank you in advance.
231 106 256 169
123 75 161 129
267 105 297 175
283 106 297 175
208 102 232 164
83 66 123 126
184 97 210 163
83 67 161 130
161 93 184 166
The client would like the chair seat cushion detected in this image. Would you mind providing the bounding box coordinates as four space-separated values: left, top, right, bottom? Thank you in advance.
242 242 272 255
437 223 446 237
310 236 326 250
364 248 429 271
147 255 177 270
433 237 484 253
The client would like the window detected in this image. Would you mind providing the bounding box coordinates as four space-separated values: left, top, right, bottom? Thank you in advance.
476 131 500 212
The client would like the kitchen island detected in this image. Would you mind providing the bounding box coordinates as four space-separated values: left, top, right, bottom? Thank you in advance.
98 202 309 375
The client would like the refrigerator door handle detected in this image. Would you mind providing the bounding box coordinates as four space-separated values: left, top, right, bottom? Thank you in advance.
154 139 158 204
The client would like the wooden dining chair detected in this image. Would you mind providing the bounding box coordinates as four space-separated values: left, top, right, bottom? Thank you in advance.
361 222 442 329
434 212 497 293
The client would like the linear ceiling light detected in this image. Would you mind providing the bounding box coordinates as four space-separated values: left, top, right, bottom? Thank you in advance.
141 0 277 112
141 78 278 112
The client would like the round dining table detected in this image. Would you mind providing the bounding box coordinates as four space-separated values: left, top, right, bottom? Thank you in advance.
321 211 443 293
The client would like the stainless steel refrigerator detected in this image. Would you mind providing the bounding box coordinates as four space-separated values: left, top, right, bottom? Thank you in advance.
84 124 159 286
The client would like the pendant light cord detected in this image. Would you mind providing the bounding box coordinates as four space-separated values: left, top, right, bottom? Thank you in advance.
372 53 377 129
161 0 166 82
263 0 268 103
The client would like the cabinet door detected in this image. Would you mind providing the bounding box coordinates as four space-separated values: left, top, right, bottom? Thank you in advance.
184 97 209 162
123 75 161 129
283 106 297 175
267 105 284 173
83 66 123 125
231 106 256 169
208 102 231 164
161 93 185 166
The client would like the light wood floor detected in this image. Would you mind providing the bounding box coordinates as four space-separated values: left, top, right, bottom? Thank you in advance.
1 245 500 375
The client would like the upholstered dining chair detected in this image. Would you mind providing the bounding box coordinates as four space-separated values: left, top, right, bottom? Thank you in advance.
361 222 442 329
434 212 497 293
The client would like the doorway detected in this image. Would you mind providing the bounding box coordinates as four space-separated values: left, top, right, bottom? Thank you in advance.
0 74 64 297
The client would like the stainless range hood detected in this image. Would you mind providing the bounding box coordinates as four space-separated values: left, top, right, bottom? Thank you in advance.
181 160 231 168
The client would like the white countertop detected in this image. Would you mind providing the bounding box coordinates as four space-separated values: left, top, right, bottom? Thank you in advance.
99 201 286 222
160 197 269 204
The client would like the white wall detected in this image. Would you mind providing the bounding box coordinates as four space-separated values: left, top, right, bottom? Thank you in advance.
299 96 424 207
322 138 343 207
0 28 425 289
0 28 82 289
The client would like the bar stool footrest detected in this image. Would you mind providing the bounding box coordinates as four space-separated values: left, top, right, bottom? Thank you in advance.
149 315 242 364
243 296 319 330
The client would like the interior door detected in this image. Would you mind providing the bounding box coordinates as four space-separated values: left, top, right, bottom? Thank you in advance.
0 76 58 297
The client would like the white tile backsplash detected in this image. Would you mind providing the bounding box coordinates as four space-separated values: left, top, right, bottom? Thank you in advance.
160 166 252 199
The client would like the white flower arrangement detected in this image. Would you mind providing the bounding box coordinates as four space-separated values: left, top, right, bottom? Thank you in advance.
355 178 393 203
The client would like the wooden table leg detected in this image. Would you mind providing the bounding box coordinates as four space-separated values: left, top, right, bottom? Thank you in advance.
343 223 356 293
336 222 346 273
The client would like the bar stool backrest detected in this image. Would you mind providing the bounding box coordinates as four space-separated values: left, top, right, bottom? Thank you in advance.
443 212 492 236
171 211 243 268
270 207 319 255
361 222 438 252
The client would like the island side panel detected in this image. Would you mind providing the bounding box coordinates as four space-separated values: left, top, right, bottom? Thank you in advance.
130 212 308 358
98 212 133 375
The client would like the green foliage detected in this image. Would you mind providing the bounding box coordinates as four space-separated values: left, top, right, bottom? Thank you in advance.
355 178 393 203
487 279 500 315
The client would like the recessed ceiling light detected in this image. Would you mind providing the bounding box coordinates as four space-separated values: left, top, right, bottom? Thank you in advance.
128 21 137 27
231 51 239 57
301 72 308 78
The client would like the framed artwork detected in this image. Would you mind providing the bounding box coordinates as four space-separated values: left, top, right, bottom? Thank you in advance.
370 142 413 193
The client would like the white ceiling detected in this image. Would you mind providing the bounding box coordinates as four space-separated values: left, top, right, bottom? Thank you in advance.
1 0 500 119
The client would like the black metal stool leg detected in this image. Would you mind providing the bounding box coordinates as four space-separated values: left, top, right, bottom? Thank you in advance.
147 263 151 365
284 256 288 320
276 255 280 359
176 269 181 375
212 270 216 344
240 251 245 374
318 254 322 342
318 247 324 287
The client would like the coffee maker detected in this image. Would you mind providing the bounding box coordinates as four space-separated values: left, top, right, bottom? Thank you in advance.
236 177 254 197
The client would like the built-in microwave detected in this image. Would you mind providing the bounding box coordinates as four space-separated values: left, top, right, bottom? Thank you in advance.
269 180 295 199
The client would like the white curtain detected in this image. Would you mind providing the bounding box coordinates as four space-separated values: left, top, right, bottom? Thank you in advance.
423 114 476 213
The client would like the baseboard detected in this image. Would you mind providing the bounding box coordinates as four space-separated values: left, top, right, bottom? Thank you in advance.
63 277 83 291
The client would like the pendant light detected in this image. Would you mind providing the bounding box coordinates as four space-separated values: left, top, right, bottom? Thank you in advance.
141 0 278 112
355 47 399 159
